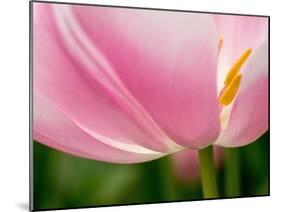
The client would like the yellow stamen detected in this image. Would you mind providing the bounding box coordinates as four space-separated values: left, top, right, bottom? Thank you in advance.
218 37 223 50
219 74 242 106
224 48 252 86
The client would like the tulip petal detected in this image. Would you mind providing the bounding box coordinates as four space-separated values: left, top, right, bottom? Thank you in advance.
215 40 268 147
34 92 166 163
215 15 268 91
70 4 221 148
33 3 181 154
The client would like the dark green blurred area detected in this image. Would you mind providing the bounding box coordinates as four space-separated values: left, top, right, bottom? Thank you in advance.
33 132 269 210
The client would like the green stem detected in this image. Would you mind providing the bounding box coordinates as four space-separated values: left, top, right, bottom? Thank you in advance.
224 148 241 197
158 155 177 201
199 145 219 199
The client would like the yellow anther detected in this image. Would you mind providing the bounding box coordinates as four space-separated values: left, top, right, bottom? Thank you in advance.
219 74 242 106
224 48 252 86
218 37 223 50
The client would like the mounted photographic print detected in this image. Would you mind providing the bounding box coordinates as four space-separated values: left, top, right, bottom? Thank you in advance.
30 1 269 211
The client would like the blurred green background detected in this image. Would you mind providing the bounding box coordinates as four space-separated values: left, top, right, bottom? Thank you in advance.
33 132 269 210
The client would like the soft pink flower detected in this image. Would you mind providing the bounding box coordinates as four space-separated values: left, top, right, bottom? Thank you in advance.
33 3 268 163
214 15 268 147
172 147 223 183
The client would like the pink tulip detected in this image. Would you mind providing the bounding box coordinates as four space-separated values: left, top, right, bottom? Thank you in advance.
214 15 268 147
33 3 268 163
173 147 223 183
